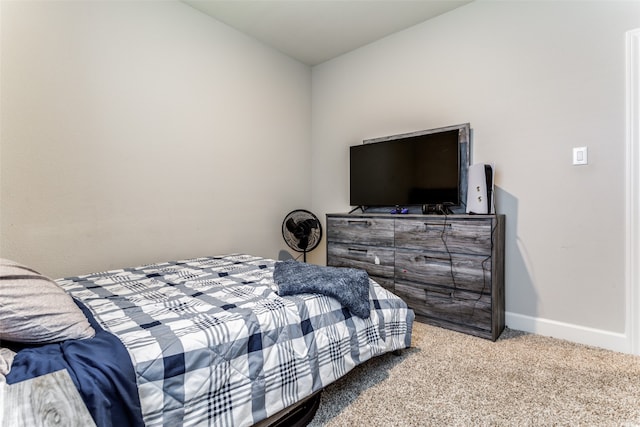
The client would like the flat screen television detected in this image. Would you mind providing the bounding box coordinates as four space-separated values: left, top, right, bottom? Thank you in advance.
350 123 470 211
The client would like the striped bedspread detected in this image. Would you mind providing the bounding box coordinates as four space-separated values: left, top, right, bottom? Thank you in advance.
58 254 414 427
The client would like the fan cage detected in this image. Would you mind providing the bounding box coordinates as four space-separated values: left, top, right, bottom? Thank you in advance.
281 210 323 258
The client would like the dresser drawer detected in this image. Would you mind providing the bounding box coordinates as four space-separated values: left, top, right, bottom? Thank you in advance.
394 218 493 256
395 249 491 294
327 242 395 289
327 216 394 246
395 280 492 332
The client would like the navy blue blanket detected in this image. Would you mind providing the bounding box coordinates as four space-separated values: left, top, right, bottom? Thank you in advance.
5 300 143 427
274 260 371 318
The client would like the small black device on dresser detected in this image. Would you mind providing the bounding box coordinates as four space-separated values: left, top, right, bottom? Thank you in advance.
326 213 505 341
422 204 452 215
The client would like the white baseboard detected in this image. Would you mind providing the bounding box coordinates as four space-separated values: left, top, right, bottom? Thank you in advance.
505 312 633 354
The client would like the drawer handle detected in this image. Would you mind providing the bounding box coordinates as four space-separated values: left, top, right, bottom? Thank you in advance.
348 248 368 253
424 222 452 231
418 255 450 263
348 220 370 226
426 288 454 299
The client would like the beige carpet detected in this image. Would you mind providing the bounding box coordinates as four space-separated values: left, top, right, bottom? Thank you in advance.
308 321 640 426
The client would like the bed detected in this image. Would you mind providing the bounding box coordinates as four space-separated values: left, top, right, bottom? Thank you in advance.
0 254 414 427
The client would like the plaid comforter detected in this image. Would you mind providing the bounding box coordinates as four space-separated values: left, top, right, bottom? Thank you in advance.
58 254 414 427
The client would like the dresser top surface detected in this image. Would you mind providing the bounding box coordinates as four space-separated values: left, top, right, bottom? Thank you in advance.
327 212 503 220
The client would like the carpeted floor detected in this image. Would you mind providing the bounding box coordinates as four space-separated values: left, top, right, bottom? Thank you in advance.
308 321 640 426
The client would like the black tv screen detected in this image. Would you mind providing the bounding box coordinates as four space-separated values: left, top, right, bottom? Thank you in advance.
350 125 468 207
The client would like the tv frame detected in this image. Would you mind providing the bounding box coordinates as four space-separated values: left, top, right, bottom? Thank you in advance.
351 123 470 214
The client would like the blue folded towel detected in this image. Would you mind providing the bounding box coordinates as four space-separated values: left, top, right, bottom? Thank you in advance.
273 260 371 318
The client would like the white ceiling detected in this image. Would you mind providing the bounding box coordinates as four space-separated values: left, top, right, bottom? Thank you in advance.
183 1 472 66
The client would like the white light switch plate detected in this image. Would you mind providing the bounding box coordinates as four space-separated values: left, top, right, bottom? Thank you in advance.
573 147 588 165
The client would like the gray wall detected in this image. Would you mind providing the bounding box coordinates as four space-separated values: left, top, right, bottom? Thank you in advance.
310 1 640 350
1 1 312 278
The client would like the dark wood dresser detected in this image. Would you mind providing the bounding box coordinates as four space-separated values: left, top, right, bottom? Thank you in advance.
327 213 505 341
